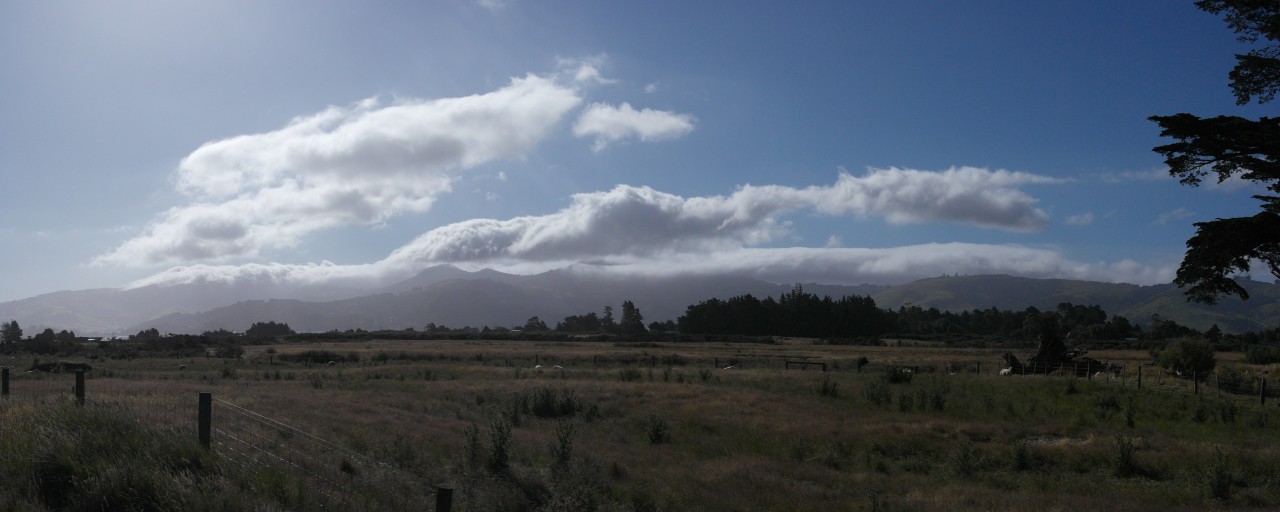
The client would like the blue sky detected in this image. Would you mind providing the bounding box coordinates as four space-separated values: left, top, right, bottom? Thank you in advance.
0 0 1271 302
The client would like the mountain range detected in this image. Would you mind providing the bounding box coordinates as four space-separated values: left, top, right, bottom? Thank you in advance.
0 266 1275 336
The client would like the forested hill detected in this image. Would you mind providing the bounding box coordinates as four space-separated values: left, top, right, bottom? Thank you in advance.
866 275 1280 333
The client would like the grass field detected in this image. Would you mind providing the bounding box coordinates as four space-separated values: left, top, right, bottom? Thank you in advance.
1 339 1278 511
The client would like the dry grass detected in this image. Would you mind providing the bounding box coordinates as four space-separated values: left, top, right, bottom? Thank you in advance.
2 340 1278 511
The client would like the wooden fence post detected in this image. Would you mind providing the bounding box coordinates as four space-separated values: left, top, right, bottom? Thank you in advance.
2 367 8 399
435 486 453 512
199 392 212 450
74 370 85 405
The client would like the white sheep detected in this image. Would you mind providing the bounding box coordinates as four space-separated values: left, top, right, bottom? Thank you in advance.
723 365 735 370
178 364 187 370
327 361 336 366
553 365 563 369
999 368 1012 376
534 365 542 370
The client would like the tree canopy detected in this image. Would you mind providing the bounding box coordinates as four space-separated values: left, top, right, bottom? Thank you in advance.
1 320 21 344
1152 1 1280 304
1150 0 1280 303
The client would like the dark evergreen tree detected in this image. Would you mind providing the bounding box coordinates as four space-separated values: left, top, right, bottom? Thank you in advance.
1150 1 1280 302
556 312 601 332
245 321 295 337
601 306 618 334
620 300 647 336
1 320 21 344
522 316 549 332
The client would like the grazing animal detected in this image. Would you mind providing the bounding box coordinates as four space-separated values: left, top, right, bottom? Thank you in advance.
723 366 734 370
327 361 336 366
534 365 543 370
999 368 1013 376
553 365 563 369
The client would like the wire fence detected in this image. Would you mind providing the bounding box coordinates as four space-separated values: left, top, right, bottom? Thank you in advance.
2 354 1274 510
0 366 451 511
211 396 439 510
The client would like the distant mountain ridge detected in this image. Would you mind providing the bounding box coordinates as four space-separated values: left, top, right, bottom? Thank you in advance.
1 266 1275 336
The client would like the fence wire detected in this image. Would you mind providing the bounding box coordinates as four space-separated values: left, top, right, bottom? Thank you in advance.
211 397 436 511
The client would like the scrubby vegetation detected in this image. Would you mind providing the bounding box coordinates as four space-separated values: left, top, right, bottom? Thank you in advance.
2 340 1279 510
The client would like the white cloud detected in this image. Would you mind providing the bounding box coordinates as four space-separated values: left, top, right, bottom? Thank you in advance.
825 235 842 248
1098 168 1170 183
561 245 1175 287
573 102 695 151
94 73 583 267
128 243 1176 290
378 167 1058 268
1065 212 1094 226
556 55 616 85
125 168 1107 290
1154 207 1195 226
474 0 508 12
644 82 659 94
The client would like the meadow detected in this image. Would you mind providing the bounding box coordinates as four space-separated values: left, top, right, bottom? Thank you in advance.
1 338 1277 511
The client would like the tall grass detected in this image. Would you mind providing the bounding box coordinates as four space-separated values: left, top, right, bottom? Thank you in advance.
5 341 1280 510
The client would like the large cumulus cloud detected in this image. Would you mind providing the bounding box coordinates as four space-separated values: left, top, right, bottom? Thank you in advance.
119 167 1170 292
94 72 583 266
381 166 1059 267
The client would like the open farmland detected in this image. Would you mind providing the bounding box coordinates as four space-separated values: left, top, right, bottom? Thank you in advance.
2 339 1278 511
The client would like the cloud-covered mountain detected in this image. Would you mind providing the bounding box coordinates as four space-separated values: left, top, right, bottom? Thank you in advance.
130 269 1278 336
4 265 1273 337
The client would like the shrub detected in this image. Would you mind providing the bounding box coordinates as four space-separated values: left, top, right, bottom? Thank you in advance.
529 388 584 419
815 374 839 398
487 418 512 473
462 424 482 468
618 368 643 382
884 367 913 384
863 382 892 407
1112 435 1136 477
1244 344 1280 365
1157 339 1216 377
548 420 575 468
1202 448 1232 500
645 413 670 444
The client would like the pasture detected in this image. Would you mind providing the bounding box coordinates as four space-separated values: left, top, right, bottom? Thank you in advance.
1 339 1278 511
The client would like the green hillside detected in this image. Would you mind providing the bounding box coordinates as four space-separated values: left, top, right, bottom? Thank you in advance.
871 275 1280 333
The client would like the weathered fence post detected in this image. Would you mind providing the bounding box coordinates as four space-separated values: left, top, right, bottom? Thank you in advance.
74 370 85 405
199 392 212 449
435 486 453 512
2 367 8 398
